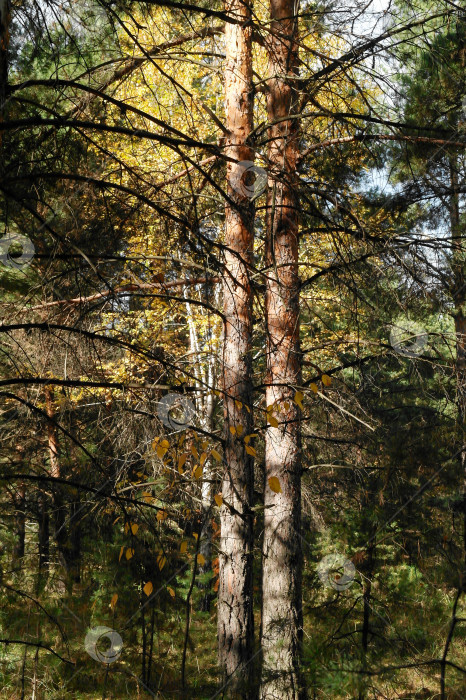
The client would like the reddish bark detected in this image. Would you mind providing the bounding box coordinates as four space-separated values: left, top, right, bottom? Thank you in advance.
260 0 306 697
217 0 256 694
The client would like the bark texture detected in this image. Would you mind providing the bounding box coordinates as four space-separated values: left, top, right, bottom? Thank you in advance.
260 0 306 697
218 0 256 694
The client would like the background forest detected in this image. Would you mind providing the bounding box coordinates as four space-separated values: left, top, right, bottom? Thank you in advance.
0 0 465 698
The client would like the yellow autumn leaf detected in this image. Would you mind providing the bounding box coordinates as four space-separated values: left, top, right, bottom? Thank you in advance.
197 553 206 566
211 449 222 462
141 491 152 503
110 593 118 610
214 494 223 507
310 383 318 394
235 400 243 410
157 442 169 459
193 532 198 541
131 523 139 535
157 554 167 570
143 581 153 597
200 451 207 465
294 391 304 409
168 586 175 598
245 445 257 457
118 546 124 562
268 415 279 428
157 509 168 521
191 445 199 459
193 465 203 479
229 425 236 435
178 453 188 473
268 476 282 493
125 547 134 560
236 425 244 436
322 374 332 386
180 540 188 554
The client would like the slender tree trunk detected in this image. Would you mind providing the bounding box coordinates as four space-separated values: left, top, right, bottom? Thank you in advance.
37 495 49 585
361 541 375 655
218 0 256 694
358 538 375 700
185 290 216 610
199 371 215 611
260 1 306 697
13 482 25 566
147 604 156 688
141 603 147 684
45 387 79 587
45 387 66 577
11 446 26 567
68 499 81 584
45 387 60 480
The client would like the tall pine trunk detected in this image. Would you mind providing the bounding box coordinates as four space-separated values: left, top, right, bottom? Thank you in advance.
218 0 256 694
260 0 306 697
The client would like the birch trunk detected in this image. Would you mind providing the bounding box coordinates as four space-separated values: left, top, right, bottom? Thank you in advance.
185 287 217 610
